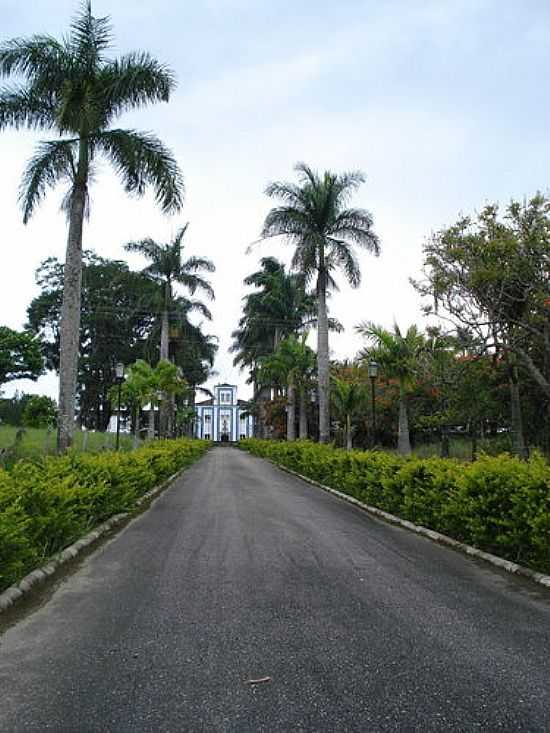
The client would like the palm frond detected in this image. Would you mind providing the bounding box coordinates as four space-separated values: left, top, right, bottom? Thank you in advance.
19 139 77 223
182 255 216 274
0 35 67 80
328 239 361 288
100 51 176 121
0 86 56 131
70 1 112 66
124 237 162 261
96 128 184 213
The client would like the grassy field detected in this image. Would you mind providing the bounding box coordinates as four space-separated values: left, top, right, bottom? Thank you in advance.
0 425 135 462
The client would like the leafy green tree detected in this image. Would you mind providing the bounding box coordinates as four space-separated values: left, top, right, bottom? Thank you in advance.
27 253 159 430
331 377 368 450
260 163 379 443
0 327 43 388
357 322 426 455
412 196 550 458
0 2 184 451
22 395 57 428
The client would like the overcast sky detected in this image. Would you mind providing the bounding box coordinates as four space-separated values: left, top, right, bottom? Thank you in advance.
2 0 550 401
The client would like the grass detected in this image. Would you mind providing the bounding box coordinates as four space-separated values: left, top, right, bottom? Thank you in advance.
0 425 135 462
410 435 512 460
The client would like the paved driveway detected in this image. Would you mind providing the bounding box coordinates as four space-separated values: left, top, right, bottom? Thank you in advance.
1 447 549 731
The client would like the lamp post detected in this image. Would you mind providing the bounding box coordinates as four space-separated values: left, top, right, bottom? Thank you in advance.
368 360 379 448
115 362 125 451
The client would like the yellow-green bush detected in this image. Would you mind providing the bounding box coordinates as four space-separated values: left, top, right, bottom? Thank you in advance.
240 439 550 574
0 439 209 592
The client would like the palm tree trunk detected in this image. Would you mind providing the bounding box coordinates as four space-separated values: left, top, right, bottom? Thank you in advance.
159 281 170 437
57 143 88 453
287 381 296 441
299 387 308 439
346 413 352 450
317 269 330 444
134 408 141 449
509 366 528 459
148 404 155 440
397 381 411 455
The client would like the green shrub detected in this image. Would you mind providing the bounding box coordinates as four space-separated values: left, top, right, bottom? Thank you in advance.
0 439 209 593
240 439 550 575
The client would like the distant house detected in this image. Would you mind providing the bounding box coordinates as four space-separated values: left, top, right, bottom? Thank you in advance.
194 384 254 442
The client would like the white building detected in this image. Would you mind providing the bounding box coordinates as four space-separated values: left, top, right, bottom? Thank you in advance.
194 384 254 442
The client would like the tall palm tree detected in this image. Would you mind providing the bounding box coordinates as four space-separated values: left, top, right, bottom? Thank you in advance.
125 225 214 361
356 322 426 455
331 377 368 450
125 225 215 435
260 163 379 443
0 2 184 451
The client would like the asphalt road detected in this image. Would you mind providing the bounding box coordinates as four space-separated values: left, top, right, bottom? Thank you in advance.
1 447 550 732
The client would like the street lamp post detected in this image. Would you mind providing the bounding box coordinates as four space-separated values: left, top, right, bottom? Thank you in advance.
368 360 379 448
115 362 125 451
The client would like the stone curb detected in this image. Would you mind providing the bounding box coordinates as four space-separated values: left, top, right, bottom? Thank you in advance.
270 461 550 591
0 469 184 615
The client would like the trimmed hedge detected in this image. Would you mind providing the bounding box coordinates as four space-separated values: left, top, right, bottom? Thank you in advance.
0 439 209 593
240 439 550 574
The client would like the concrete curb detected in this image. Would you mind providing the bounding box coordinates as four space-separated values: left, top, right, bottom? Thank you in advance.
270 460 550 591
0 468 185 615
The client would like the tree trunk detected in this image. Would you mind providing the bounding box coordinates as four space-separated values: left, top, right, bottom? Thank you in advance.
57 142 88 453
509 366 528 459
397 381 411 455
148 405 155 440
346 414 352 450
440 427 450 458
287 381 296 441
317 269 330 444
299 387 308 439
159 281 171 438
470 420 478 462
134 408 141 449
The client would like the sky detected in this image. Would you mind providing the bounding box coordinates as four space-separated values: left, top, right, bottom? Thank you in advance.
1 0 550 401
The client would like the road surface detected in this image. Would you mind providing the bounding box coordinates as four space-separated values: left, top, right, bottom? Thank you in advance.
1 447 550 731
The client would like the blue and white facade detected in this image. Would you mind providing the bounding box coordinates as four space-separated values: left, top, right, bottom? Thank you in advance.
194 384 254 442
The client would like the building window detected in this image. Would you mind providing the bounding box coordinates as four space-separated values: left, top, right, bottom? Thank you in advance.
240 433 246 440
220 391 231 404
205 433 211 440
204 413 211 423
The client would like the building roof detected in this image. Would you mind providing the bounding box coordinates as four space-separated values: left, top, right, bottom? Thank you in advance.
195 398 213 406
216 383 236 388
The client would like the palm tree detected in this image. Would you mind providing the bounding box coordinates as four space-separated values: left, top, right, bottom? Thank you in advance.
331 377 368 450
259 334 316 441
356 322 426 455
125 225 215 360
125 225 215 435
0 3 184 451
260 163 379 443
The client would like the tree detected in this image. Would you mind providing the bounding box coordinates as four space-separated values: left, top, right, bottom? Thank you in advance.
125 225 214 436
412 196 550 458
0 327 43 388
357 322 425 455
231 257 324 438
331 376 368 450
27 253 160 430
22 395 57 428
260 163 379 443
0 2 184 451
258 335 316 441
115 359 186 442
